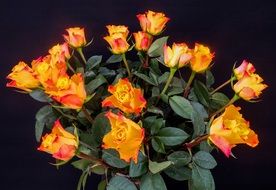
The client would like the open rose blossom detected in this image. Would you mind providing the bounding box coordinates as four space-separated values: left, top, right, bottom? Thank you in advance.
38 120 78 161
164 43 192 68
6 61 40 92
133 31 153 51
234 60 256 80
190 43 214 73
46 73 87 110
63 27 87 48
102 111 144 163
137 10 169 36
209 105 259 157
103 25 130 54
102 78 146 114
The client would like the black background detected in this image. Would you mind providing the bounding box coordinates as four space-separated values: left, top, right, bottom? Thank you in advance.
1 0 275 189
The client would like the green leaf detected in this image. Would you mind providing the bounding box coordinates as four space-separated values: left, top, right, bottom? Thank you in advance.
98 180 107 190
91 112 111 146
102 149 128 168
86 55 102 71
167 87 184 97
193 151 217 169
210 92 230 110
29 89 52 102
191 102 208 119
169 96 193 119
133 72 158 86
91 164 106 175
191 111 206 137
193 80 210 107
157 127 189 146
147 106 164 116
77 170 89 190
158 72 170 84
151 138 166 154
99 67 116 78
190 164 215 190
85 74 107 94
147 36 169 57
129 152 148 177
167 151 191 166
206 70 215 87
35 105 54 123
140 173 167 190
143 116 164 135
106 54 122 64
150 58 161 75
107 176 137 190
149 160 172 174
71 159 91 171
35 120 44 142
164 165 192 181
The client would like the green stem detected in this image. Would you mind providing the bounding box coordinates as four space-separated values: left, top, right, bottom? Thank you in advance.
81 106 94 125
79 141 98 152
66 61 76 73
77 48 87 64
210 94 240 118
122 53 132 78
185 134 209 149
160 68 177 95
76 152 109 169
210 78 232 95
184 71 196 97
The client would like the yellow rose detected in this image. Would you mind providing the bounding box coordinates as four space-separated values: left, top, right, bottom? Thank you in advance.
63 27 87 48
48 43 70 65
102 78 146 114
38 120 78 161
233 73 268 101
164 43 192 68
103 25 130 54
190 43 214 73
6 61 40 92
102 111 144 163
209 105 259 157
133 31 153 51
233 60 256 80
137 10 169 36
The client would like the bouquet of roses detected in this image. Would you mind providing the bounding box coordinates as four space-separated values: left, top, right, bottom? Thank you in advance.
6 10 267 190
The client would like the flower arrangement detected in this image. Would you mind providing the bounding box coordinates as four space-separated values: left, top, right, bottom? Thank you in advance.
6 10 267 190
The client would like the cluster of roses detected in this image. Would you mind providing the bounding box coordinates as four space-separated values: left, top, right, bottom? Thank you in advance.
6 10 267 164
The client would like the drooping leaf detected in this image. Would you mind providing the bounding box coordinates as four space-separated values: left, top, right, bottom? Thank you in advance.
156 127 189 146
147 36 169 57
140 173 167 190
129 152 148 177
107 176 137 190
193 151 217 169
102 149 128 168
106 54 123 64
71 159 91 171
29 89 52 102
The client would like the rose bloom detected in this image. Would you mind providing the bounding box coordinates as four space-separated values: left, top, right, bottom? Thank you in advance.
209 105 259 157
164 43 192 68
233 73 268 101
48 43 70 65
133 31 153 51
104 25 130 54
38 120 78 161
6 61 40 92
102 78 146 114
46 73 87 110
234 60 256 80
102 111 144 163
137 10 169 36
190 43 214 73
63 27 87 48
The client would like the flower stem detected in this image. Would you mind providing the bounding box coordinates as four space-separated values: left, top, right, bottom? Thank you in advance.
122 53 132 78
77 48 87 64
76 152 109 169
160 68 177 95
210 94 240 118
81 106 93 125
185 134 209 149
184 71 196 97
66 61 76 73
210 78 233 95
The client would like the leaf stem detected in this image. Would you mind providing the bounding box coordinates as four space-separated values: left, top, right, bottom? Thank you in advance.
122 53 132 78
160 68 177 95
81 106 94 125
184 71 196 97
185 134 209 149
77 48 87 64
76 152 109 169
210 78 233 95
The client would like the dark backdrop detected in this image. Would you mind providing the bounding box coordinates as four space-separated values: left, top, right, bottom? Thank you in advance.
1 0 275 189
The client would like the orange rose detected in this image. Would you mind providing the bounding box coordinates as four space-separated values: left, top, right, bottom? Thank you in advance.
190 43 214 73
102 78 146 114
103 25 130 54
38 120 78 161
164 43 192 68
48 43 70 65
233 73 268 101
6 61 40 92
137 10 169 36
46 73 87 110
63 27 87 48
102 111 144 163
234 60 256 80
133 31 153 51
209 105 259 157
